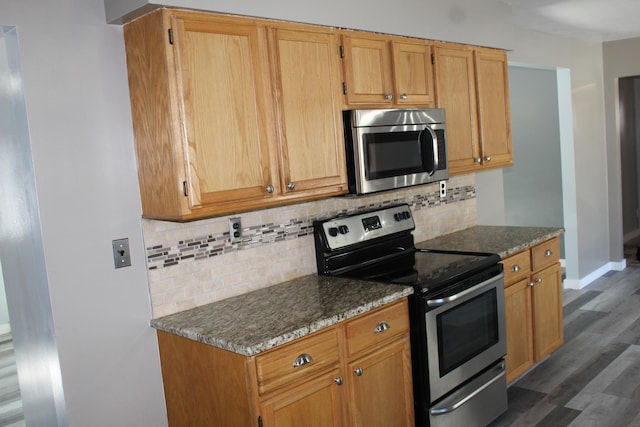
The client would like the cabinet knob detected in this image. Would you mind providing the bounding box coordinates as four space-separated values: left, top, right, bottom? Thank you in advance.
287 182 295 190
484 156 491 162
374 321 390 333
265 184 274 193
400 93 408 100
334 377 344 386
354 367 363 376
293 353 313 367
535 277 543 284
512 264 520 273
528 282 534 287
545 249 553 257
474 157 482 163
385 93 393 100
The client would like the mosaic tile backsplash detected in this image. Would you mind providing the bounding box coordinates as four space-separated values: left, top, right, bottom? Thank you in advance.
143 175 478 317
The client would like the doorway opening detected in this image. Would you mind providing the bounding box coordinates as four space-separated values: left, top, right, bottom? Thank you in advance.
618 75 640 265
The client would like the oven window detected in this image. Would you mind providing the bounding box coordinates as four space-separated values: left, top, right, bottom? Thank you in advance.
363 131 425 179
436 288 499 376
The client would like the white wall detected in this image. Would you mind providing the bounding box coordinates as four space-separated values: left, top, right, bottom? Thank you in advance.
0 1 167 426
478 29 611 283
105 0 515 49
1 25 67 426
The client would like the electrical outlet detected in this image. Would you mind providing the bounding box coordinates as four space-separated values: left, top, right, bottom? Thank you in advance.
112 238 131 269
439 180 447 198
229 217 242 243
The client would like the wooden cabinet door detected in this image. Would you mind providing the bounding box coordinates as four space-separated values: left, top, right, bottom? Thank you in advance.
269 26 348 198
475 48 512 169
504 278 534 383
341 34 394 106
433 44 480 174
346 337 414 427
170 13 278 212
391 40 435 106
260 368 344 427
532 263 564 361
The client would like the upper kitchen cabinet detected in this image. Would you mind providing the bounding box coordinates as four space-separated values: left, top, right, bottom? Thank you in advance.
123 9 347 221
267 24 348 200
433 43 512 175
340 31 435 108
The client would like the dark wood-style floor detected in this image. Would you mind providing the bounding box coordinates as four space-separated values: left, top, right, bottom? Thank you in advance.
0 333 23 427
490 262 640 427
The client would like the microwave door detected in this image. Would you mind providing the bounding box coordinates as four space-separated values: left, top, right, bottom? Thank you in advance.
420 126 438 175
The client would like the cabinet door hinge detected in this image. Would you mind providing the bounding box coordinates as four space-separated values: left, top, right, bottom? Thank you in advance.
182 181 188 197
339 45 345 58
258 416 263 427
431 53 435 64
168 28 174 45
342 82 348 95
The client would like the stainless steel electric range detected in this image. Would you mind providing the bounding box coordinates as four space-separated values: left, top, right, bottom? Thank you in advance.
314 204 508 427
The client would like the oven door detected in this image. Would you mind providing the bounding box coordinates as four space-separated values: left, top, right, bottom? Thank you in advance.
424 272 506 403
350 123 447 194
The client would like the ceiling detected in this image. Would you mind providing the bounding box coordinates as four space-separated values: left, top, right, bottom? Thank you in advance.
505 0 640 42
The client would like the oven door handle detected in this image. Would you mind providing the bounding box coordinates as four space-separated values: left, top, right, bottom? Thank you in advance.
426 273 502 308
430 361 505 416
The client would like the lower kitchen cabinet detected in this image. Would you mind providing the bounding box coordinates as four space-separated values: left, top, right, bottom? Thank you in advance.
346 337 414 427
156 298 413 426
502 237 563 383
259 367 344 427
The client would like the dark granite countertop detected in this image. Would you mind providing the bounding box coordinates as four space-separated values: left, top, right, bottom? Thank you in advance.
151 275 413 356
415 225 564 258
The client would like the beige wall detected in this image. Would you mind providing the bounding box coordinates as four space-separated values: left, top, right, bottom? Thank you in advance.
499 28 611 283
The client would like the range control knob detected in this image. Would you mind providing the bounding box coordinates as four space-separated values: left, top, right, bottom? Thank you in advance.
394 211 412 221
338 225 349 235
328 227 339 237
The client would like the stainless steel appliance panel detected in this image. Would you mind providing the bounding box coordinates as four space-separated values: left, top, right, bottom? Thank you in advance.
429 360 507 427
425 272 506 402
344 108 448 195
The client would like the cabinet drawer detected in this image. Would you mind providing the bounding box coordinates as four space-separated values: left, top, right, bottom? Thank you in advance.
502 250 531 285
345 299 409 357
255 328 340 395
531 237 560 271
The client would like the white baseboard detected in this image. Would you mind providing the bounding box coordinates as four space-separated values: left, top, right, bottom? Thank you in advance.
563 260 627 290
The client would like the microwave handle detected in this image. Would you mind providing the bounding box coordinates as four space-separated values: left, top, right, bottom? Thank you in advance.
419 126 438 175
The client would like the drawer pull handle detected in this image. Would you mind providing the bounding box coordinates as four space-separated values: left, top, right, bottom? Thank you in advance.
354 367 363 376
545 249 553 257
293 353 313 368
374 321 390 333
334 377 343 386
512 264 520 273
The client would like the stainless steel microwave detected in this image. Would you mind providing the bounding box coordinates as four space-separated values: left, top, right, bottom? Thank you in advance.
343 108 448 195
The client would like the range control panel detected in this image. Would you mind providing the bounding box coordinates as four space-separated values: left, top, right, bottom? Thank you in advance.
321 204 415 250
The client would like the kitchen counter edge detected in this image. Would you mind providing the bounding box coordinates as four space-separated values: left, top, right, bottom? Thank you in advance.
150 274 413 357
416 225 565 258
